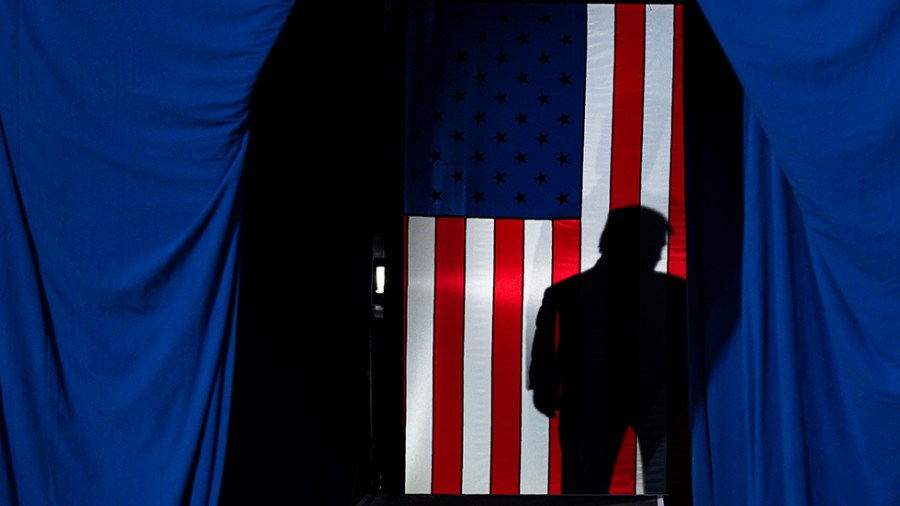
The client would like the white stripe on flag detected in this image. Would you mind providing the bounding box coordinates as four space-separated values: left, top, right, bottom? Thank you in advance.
519 220 554 493
636 6 675 493
641 5 675 276
581 4 616 271
405 217 436 493
461 219 495 493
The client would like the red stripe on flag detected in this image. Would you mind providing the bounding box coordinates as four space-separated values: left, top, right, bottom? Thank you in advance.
668 5 686 280
608 4 646 494
490 219 525 494
432 217 466 493
609 4 646 210
666 7 690 495
551 220 582 284
609 428 638 494
548 219 581 494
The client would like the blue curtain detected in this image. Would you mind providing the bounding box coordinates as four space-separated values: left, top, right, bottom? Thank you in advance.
0 1 293 504
692 2 900 505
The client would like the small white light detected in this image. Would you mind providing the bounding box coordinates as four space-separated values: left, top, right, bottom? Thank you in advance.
375 265 385 294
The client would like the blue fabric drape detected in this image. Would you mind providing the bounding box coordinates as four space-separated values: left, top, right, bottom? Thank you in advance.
693 2 900 505
1 1 293 504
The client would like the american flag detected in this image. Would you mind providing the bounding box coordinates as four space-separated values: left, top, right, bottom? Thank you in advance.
402 2 685 495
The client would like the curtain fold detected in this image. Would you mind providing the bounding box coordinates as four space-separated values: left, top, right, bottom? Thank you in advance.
0 1 293 504
692 2 900 505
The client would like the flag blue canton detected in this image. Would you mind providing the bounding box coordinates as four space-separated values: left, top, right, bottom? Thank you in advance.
404 3 587 219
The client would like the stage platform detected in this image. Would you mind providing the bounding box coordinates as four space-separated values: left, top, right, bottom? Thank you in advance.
357 494 665 506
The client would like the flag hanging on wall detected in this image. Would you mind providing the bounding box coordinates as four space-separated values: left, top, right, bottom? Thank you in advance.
402 2 684 495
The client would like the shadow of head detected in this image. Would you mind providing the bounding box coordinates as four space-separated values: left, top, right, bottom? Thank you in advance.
599 205 672 272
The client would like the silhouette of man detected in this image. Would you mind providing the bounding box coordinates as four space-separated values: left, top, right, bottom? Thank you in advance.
528 205 689 496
